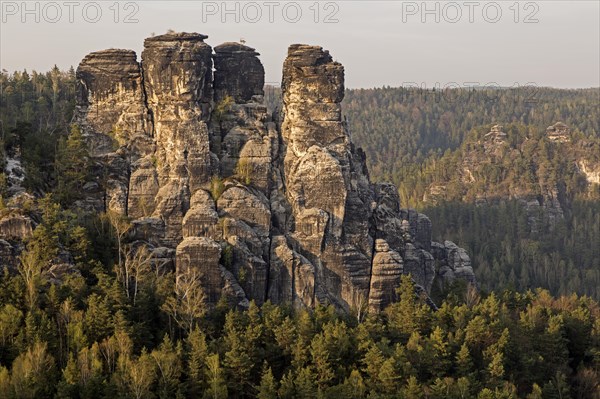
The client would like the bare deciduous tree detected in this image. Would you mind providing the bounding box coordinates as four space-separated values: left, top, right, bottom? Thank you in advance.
105 210 131 272
18 249 44 311
121 245 153 305
162 269 206 336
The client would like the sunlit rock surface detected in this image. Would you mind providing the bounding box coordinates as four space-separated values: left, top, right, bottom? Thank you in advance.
72 33 476 311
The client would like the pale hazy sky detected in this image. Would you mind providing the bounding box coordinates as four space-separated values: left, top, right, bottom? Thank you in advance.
1 1 599 88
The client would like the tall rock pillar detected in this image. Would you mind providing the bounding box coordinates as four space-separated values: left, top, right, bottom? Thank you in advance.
141 32 215 245
280 44 374 311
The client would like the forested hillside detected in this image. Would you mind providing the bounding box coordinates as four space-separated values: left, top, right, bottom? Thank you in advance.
0 67 76 131
365 119 600 299
0 268 599 398
339 87 600 301
0 68 76 195
3 71 600 301
1 69 599 397
343 87 600 201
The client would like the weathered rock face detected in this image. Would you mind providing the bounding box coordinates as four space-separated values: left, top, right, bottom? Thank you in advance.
141 33 217 246
143 33 214 191
214 43 265 103
211 43 273 192
176 237 222 303
578 160 600 185
127 158 159 219
182 190 219 239
483 125 508 152
369 239 403 312
0 239 18 270
281 44 374 311
217 186 271 304
73 33 476 312
75 49 155 216
75 49 153 157
546 122 571 143
432 241 476 289
4 152 26 197
268 235 316 309
0 209 33 271
0 214 33 241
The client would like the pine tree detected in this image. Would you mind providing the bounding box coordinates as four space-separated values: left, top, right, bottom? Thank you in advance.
456 342 474 377
379 358 401 394
55 124 90 206
0 304 23 355
186 327 208 395
84 293 113 343
278 371 295 399
526 383 543 399
541 371 572 399
256 366 277 399
429 326 450 377
295 366 317 398
223 311 253 396
0 366 11 398
151 335 182 399
204 354 227 399
310 333 334 389
403 375 424 399
385 275 429 340
362 343 385 389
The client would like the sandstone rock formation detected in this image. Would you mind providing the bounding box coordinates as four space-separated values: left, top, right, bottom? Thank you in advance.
280 44 374 310
0 214 33 241
546 122 571 143
0 194 36 270
75 48 152 157
431 241 477 290
369 239 403 312
213 42 265 103
71 32 476 313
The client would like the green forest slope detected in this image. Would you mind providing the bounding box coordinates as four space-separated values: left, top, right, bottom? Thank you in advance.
0 69 599 399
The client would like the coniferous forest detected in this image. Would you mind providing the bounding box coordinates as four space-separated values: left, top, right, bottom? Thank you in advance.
342 87 600 301
0 69 599 398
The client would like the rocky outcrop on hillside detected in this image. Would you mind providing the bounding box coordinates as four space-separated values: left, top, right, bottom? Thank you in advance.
57 33 477 312
546 122 571 143
425 122 600 233
3 150 26 198
0 213 33 241
578 160 600 185
0 193 36 269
